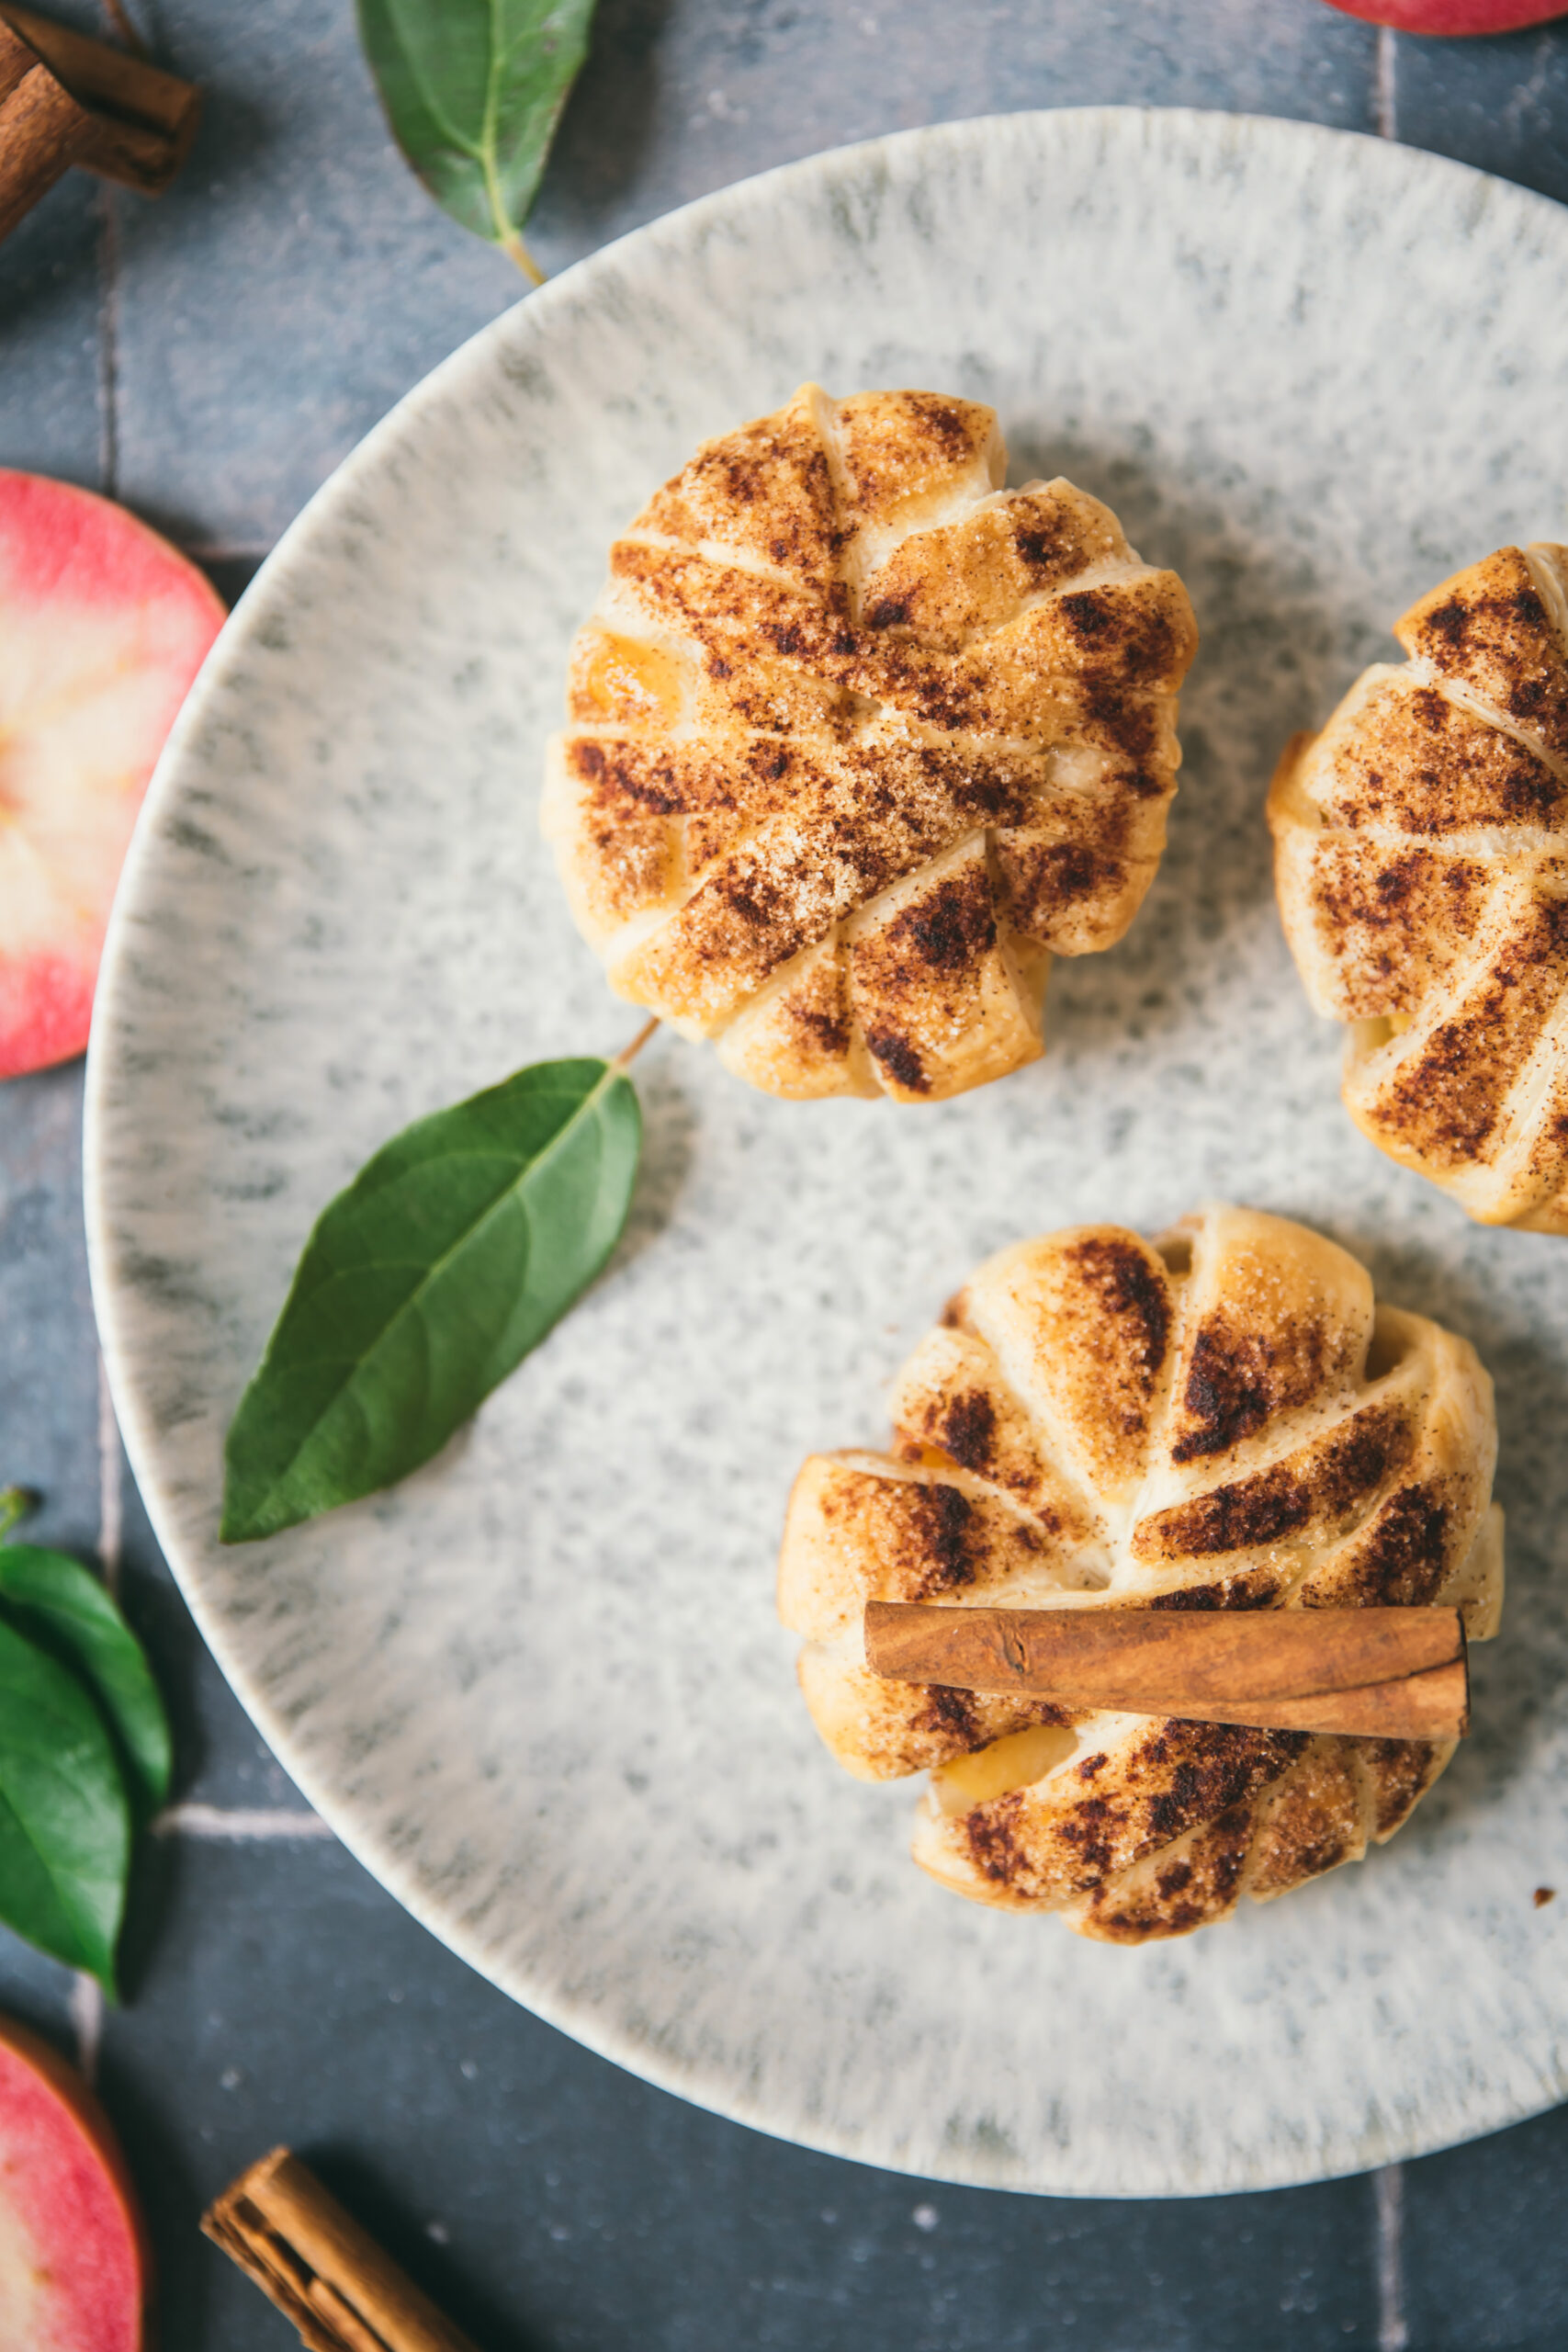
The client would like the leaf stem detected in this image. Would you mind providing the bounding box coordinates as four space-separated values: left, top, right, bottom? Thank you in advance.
0 1487 36 1544
501 229 545 286
612 1016 660 1072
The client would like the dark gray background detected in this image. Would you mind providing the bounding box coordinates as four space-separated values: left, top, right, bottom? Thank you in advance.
4 3 1567 2345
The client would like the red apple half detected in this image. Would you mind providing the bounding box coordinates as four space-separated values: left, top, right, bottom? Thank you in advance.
0 469 225 1080
0 2012 151 2350
1325 0 1563 29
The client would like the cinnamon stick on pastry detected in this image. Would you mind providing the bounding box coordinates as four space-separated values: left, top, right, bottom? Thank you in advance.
863 1603 1470 1741
1269 541 1568 1229
544 385 1198 1102
777 1204 1503 1943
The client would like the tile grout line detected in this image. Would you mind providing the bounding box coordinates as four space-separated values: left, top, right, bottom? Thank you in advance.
152 1804 336 1839
71 1364 126 2086
95 185 121 499
96 1353 122 1598
92 0 137 497
1375 2164 1409 2351
68 1973 104 2086
1375 23 1398 141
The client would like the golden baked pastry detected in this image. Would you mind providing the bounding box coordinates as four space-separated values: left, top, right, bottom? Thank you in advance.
778 1204 1503 1942
1270 543 1568 1227
543 385 1198 1101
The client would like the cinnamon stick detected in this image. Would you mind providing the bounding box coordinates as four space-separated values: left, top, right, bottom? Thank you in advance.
0 4 197 243
203 2148 479 2352
0 14 91 242
863 1603 1470 1742
0 5 199 192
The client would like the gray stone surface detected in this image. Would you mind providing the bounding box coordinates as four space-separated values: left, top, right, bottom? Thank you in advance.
1403 2104 1568 2351
112 0 521 551
3 0 1568 2343
0 1065 99 1562
0 175 104 488
1390 23 1568 208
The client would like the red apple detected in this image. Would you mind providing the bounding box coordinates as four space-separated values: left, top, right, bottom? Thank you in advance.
1325 0 1563 28
0 2012 151 2350
0 470 225 1080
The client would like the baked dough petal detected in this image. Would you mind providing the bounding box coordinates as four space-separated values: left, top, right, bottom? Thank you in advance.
776 1204 1503 1942
548 386 1197 1100
1270 542 1568 1224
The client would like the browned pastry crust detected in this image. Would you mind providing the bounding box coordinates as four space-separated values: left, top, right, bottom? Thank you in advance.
777 1204 1503 1942
1269 543 1568 1227
544 385 1198 1101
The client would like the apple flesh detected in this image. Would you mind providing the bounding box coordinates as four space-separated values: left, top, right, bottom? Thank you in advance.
0 2013 151 2352
0 470 225 1080
1325 0 1563 29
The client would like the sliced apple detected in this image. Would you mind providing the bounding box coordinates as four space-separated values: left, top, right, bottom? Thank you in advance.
1325 0 1563 29
0 470 225 1080
0 2013 151 2352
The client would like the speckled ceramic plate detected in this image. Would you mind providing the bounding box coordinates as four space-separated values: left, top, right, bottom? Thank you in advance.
86 109 1568 2197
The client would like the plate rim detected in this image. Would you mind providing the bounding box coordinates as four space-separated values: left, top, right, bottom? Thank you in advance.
85 102 1568 2197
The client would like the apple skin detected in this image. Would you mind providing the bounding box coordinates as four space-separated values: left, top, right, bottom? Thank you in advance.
0 2013 152 2352
1325 0 1564 29
0 470 225 1081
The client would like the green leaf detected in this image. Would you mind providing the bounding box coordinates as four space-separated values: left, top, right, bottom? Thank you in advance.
356 0 597 273
0 1617 130 1994
0 1548 172 1825
222 1057 642 1544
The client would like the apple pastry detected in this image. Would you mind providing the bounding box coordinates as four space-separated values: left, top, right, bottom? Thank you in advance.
1270 542 1568 1227
544 385 1198 1101
778 1204 1503 1942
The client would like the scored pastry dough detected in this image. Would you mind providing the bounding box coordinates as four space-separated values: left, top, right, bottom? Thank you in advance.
777 1204 1503 1943
1270 542 1568 1227
544 385 1197 1102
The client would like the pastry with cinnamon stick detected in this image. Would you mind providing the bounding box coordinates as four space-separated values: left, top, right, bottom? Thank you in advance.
777 1204 1503 1941
544 385 1197 1101
1269 542 1568 1227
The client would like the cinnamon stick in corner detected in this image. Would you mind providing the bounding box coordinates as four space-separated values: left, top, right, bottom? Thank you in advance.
0 4 197 245
0 5 199 191
863 1603 1470 1742
204 2147 480 2352
0 15 91 243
